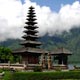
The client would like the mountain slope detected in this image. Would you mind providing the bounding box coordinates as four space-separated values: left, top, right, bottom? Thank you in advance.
0 27 80 63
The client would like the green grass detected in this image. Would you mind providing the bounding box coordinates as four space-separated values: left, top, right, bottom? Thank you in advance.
2 71 80 80
3 72 13 80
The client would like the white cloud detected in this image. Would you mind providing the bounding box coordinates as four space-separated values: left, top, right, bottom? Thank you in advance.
0 0 23 41
0 0 80 41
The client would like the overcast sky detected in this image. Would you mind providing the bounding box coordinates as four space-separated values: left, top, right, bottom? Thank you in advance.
0 0 80 41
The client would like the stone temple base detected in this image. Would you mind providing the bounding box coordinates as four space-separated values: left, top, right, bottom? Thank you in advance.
52 65 68 70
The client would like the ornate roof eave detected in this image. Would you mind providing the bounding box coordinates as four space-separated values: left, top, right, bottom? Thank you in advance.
50 52 72 55
24 26 38 29
27 15 36 17
25 21 37 24
50 48 72 55
20 41 42 45
12 47 48 54
26 18 37 21
22 35 39 39
23 30 38 33
27 12 35 14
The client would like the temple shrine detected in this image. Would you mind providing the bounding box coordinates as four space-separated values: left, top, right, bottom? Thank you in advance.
50 47 72 69
13 6 48 69
12 6 72 70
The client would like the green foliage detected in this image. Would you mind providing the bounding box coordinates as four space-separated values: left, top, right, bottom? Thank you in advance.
3 72 13 80
0 46 21 63
0 47 12 63
55 67 61 71
0 69 3 73
33 66 42 72
3 71 80 80
1 68 12 72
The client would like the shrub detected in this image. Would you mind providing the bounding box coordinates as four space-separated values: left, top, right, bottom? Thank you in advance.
0 69 3 73
55 67 61 71
2 68 11 71
33 66 42 72
3 71 80 80
3 72 13 80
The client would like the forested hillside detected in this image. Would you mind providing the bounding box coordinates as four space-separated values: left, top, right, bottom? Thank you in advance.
0 27 80 63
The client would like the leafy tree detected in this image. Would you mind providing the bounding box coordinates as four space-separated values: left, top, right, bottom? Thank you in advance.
0 46 20 63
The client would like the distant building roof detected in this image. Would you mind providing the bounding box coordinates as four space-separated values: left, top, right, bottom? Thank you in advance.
50 47 72 55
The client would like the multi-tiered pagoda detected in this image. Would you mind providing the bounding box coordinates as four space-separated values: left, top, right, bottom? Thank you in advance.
12 6 72 70
13 6 46 67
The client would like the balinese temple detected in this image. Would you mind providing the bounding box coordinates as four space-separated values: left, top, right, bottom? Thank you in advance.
12 6 47 68
12 6 72 70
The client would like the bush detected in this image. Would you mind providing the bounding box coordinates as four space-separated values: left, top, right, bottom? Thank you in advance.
55 67 61 71
0 68 11 73
33 66 42 72
2 68 11 71
3 71 80 80
3 72 13 80
0 69 3 73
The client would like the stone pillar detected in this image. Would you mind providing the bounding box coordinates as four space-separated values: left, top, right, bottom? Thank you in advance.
8 61 10 68
23 61 27 70
39 55 43 66
47 53 52 69
42 54 46 68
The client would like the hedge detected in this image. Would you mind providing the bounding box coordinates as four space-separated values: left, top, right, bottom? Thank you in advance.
3 72 13 80
3 71 80 80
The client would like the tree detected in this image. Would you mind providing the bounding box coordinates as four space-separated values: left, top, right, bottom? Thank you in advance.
0 47 14 63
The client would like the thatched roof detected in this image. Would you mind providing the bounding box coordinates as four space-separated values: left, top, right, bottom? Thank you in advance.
20 41 42 45
50 47 72 55
12 47 48 54
24 30 38 33
22 35 39 38
24 26 38 29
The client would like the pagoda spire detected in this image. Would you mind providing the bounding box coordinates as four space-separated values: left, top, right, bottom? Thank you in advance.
21 6 42 48
12 6 47 65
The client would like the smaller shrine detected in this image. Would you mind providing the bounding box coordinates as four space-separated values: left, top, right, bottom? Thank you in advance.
49 47 72 69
